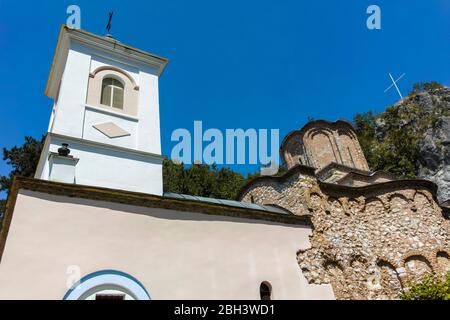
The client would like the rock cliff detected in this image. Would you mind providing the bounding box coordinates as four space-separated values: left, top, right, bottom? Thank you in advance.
372 87 450 203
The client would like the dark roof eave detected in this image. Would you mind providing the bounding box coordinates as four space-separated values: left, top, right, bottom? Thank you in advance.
6 176 311 226
319 178 439 200
315 162 372 179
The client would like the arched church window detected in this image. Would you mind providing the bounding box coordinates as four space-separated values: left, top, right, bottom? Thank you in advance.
260 282 272 300
101 77 124 109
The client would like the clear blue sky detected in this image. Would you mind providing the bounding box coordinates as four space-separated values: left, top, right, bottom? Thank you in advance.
0 0 449 179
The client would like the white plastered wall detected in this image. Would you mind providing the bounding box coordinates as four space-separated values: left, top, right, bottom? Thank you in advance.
35 135 163 195
0 190 335 300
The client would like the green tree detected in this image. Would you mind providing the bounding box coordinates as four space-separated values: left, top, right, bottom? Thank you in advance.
211 166 245 199
162 160 250 200
182 162 217 196
0 136 45 215
353 111 377 169
401 272 450 300
162 159 185 194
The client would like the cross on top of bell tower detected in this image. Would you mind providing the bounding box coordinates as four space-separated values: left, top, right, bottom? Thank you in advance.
106 11 114 37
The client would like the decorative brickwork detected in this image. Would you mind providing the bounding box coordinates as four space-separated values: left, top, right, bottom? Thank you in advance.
281 120 369 171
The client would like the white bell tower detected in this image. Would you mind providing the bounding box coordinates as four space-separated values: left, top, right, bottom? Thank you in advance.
35 26 168 195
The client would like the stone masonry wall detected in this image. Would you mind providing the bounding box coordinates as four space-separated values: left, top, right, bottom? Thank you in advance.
240 173 450 299
299 184 450 299
240 169 316 217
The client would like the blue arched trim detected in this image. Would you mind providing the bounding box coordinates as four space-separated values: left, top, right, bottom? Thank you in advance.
63 269 150 300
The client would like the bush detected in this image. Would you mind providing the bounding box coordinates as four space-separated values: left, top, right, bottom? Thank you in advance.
400 272 450 300
411 81 443 94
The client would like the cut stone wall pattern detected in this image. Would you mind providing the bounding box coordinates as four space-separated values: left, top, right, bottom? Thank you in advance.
239 119 450 299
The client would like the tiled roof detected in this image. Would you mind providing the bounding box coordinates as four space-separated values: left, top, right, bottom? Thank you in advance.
163 192 292 215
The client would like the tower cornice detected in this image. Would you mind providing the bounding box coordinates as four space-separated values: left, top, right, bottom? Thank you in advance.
45 25 169 99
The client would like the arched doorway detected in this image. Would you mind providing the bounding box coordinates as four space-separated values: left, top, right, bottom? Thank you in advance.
63 270 150 300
